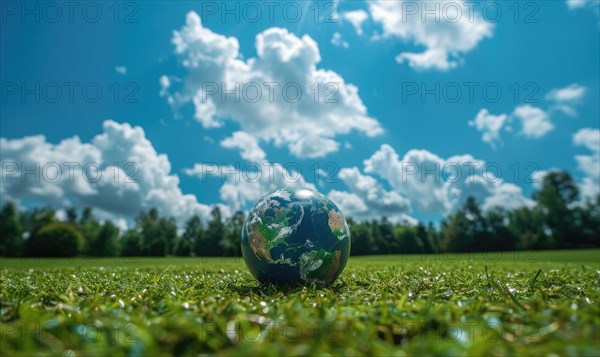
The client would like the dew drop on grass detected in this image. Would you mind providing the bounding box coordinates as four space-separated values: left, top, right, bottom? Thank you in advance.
226 321 238 343
449 327 469 345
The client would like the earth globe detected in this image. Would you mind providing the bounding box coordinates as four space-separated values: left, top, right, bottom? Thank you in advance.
241 187 351 286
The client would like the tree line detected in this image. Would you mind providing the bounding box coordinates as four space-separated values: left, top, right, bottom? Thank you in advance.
0 171 598 257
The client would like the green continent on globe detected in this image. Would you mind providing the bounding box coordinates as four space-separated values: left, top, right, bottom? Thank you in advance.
299 249 342 285
241 187 350 286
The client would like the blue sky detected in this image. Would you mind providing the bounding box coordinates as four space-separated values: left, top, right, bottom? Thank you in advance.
1 1 599 226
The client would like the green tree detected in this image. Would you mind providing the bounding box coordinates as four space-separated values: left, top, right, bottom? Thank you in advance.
394 225 420 254
366 218 398 255
159 217 178 255
427 222 441 253
371 220 387 254
79 207 101 256
180 215 205 257
535 171 579 248
349 219 375 256
536 171 579 205
0 202 23 256
443 197 486 252
202 207 226 256
570 194 600 247
66 208 78 224
484 208 518 251
508 206 546 250
20 207 55 237
25 222 84 257
138 209 161 255
94 221 120 257
120 229 143 256
135 208 177 256
416 222 434 254
222 211 245 256
174 236 192 256
174 216 202 256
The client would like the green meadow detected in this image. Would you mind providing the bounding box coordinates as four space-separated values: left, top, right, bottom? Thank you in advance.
1 250 599 356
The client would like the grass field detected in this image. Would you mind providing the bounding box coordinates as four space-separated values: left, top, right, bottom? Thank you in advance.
1 250 599 356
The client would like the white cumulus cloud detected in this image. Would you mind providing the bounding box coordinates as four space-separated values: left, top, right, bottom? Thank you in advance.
469 109 509 148
361 144 533 214
342 9 369 35
573 128 600 200
220 131 266 161
185 161 315 212
546 83 587 116
326 144 533 220
547 83 587 103
368 0 494 71
115 66 127 75
331 32 349 48
470 85 588 147
161 12 382 158
327 167 412 223
0 120 216 225
512 105 554 139
567 0 593 10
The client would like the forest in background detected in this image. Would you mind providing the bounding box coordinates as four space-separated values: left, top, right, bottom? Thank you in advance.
1 171 598 257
